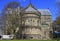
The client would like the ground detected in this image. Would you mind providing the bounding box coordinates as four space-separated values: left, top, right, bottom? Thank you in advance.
0 39 59 41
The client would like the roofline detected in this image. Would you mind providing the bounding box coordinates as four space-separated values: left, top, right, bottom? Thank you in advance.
22 2 41 16
38 9 52 16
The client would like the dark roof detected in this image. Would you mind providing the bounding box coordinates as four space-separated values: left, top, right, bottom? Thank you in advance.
38 9 51 15
23 3 41 16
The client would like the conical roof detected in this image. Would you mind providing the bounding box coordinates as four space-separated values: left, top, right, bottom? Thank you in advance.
25 4 37 12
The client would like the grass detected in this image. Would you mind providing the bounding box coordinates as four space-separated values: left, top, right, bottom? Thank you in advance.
0 39 58 41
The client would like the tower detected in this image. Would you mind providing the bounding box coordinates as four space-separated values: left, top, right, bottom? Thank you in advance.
21 1 41 39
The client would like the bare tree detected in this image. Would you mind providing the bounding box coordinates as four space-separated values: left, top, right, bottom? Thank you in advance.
2 1 21 39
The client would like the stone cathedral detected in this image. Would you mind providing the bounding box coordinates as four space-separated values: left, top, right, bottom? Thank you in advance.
2 2 52 40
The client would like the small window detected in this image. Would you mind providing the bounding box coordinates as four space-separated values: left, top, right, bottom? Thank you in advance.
30 37 33 39
0 35 2 39
44 31 46 35
42 22 48 27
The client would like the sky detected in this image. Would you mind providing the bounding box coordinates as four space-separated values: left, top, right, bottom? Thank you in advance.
0 0 57 21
